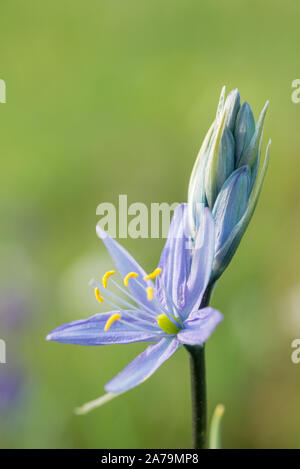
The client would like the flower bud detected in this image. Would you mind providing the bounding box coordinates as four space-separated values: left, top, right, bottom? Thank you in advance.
188 87 271 282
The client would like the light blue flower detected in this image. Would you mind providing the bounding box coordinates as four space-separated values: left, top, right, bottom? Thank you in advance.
188 87 271 281
47 204 222 408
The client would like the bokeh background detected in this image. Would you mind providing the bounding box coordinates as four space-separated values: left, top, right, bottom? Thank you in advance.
0 0 300 449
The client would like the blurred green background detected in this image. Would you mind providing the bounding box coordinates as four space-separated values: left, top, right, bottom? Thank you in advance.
0 0 300 449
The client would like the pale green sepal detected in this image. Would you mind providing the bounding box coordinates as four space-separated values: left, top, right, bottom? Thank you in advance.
188 121 214 237
74 392 121 415
249 145 260 191
188 121 214 202
224 89 241 132
205 109 227 209
238 101 269 168
215 128 235 194
215 86 226 122
209 404 225 449
212 139 271 281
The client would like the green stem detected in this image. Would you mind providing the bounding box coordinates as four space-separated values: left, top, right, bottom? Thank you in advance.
185 344 207 449
184 282 214 449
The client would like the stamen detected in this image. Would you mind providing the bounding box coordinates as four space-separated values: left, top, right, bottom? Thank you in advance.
92 280 156 325
147 287 154 301
104 313 121 331
118 318 162 333
123 274 181 328
95 287 104 303
124 272 139 286
110 279 157 318
143 268 162 281
132 276 176 320
92 281 159 330
102 270 116 288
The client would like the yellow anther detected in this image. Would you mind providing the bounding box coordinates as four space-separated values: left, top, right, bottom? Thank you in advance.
146 287 154 301
104 313 121 332
124 272 139 287
94 287 104 303
102 270 116 288
143 268 162 281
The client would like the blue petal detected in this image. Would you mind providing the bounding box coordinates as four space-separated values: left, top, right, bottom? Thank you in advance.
177 307 223 346
213 166 250 252
105 337 180 393
215 129 235 194
96 226 154 311
234 102 255 164
155 204 191 313
46 311 161 345
183 208 215 317
237 101 268 168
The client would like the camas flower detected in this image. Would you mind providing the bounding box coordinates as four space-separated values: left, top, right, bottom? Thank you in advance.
188 87 271 282
47 204 222 411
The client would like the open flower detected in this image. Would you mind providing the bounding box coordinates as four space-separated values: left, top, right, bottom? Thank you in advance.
47 204 222 411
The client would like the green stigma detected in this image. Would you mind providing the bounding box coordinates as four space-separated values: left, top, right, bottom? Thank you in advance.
157 313 180 334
